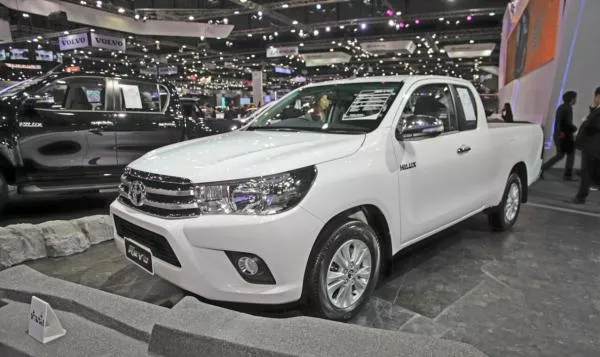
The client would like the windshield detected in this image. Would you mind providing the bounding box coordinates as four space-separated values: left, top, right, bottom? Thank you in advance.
248 82 403 134
0 75 49 98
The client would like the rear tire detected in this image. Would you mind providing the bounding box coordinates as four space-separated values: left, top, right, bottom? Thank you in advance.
488 173 522 231
0 172 7 214
306 218 382 321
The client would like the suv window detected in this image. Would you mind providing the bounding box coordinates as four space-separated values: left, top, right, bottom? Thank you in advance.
117 79 162 112
401 83 458 133
34 77 106 111
452 85 478 131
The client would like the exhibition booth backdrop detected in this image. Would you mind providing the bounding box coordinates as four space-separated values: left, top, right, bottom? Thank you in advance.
499 0 600 160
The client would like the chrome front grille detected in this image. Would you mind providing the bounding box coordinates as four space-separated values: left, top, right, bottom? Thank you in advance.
118 168 200 218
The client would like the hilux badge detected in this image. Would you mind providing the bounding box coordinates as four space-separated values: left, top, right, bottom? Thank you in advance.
129 181 146 207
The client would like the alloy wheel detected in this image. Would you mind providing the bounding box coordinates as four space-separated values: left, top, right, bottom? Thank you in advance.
325 239 372 309
504 182 520 223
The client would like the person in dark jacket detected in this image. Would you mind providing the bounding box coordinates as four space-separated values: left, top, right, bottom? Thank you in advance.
542 91 578 179
501 103 514 123
573 87 600 204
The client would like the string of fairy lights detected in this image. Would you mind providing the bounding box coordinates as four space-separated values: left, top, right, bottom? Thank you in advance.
6 2 502 93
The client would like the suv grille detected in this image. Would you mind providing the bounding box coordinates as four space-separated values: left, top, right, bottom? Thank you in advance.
113 215 181 267
119 168 199 218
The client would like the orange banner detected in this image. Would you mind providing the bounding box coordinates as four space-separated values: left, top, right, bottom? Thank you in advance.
504 0 560 85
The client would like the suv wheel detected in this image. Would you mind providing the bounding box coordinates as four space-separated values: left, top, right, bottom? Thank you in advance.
488 173 522 231
0 172 7 214
306 218 382 321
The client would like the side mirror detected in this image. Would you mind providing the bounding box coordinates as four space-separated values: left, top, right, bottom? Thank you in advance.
397 115 444 140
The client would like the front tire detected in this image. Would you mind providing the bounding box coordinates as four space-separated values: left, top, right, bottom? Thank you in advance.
306 218 382 321
488 173 522 231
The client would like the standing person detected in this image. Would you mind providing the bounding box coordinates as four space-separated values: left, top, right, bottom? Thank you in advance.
501 103 514 123
573 87 600 204
542 91 578 180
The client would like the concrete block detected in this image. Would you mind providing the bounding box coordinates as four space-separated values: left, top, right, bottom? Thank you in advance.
74 215 114 245
0 265 167 342
39 221 90 257
0 224 47 269
149 296 488 357
0 301 149 357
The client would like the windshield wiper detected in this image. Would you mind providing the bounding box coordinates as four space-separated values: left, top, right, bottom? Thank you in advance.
247 126 299 132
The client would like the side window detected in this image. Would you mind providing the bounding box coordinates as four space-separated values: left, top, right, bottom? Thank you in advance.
118 80 161 112
34 80 68 109
453 85 478 131
34 78 106 111
401 83 458 133
159 85 170 110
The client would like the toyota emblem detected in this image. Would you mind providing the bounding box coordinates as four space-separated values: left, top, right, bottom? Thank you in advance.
129 181 146 207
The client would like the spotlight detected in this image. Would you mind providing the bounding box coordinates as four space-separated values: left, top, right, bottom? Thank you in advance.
325 26 330 32
292 20 298 25
414 19 421 24
223 18 228 24
118 7 125 13
22 13 30 18
360 23 367 30
316 4 321 10
385 9 393 17
134 13 140 20
188 15 194 20
313 29 319 36
467 15 473 21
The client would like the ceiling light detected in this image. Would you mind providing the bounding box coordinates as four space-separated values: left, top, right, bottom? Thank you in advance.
316 4 321 10
292 20 298 25
274 31 279 36
396 11 402 16
360 23 367 30
467 15 473 21
299 43 304 47
414 19 421 24
325 26 331 32
247 33 253 37
188 15 194 20
258 11 263 17
90 28 95 32
489 12 496 16
240 0 247 3
22 13 30 18
223 18 228 24
339 25 345 29
439 17 444 21
388 19 395 27
63 31 69 34
134 13 140 20
282 3 289 8
313 29 319 36
80 1 87 4
118 7 125 13
291 29 296 33
96 1 102 8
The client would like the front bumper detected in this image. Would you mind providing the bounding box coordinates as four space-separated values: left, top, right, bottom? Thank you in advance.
110 199 324 305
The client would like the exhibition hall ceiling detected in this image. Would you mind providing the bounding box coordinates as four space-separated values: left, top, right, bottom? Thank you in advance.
5 0 509 82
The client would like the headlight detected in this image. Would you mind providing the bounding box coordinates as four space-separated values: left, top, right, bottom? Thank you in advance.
193 166 316 215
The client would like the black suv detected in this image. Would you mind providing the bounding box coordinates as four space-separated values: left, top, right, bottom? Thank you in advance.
0 72 235 211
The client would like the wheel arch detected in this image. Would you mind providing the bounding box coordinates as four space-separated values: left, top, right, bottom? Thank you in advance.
511 161 528 202
301 204 393 301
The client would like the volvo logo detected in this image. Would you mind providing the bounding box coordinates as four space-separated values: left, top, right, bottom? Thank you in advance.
129 181 146 207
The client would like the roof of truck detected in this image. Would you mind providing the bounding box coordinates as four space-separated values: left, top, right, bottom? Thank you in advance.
304 75 473 88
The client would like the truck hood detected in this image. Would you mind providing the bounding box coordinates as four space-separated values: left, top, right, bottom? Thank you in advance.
129 130 365 182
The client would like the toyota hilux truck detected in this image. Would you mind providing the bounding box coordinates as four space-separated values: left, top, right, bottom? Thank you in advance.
111 76 543 321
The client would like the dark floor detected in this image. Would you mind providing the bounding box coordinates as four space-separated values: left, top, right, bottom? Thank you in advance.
9 172 600 357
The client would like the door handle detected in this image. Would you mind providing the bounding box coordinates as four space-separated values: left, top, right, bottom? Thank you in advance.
457 145 471 154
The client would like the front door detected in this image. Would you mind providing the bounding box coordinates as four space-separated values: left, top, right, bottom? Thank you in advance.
393 81 481 242
17 76 117 187
114 79 179 166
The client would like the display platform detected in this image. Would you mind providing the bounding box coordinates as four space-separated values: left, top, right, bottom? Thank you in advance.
10 195 599 357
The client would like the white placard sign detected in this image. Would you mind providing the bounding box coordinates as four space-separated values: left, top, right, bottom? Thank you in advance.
266 46 299 58
361 40 416 54
90 33 126 51
28 296 66 344
456 88 477 122
120 84 143 109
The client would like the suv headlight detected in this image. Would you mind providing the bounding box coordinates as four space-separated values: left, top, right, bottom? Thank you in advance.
193 166 316 215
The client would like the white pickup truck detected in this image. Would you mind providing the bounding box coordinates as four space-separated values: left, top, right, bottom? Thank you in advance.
111 76 543 321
